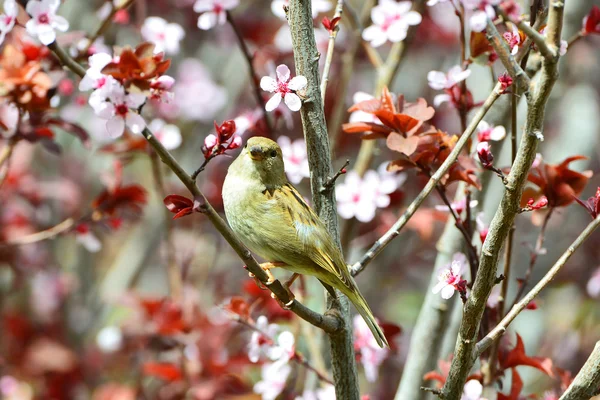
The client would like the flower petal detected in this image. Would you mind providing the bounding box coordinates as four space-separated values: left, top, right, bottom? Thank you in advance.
265 94 282 112
126 112 146 134
106 117 125 139
288 75 307 91
284 93 302 111
441 285 456 299
276 64 290 83
260 76 278 92
197 12 217 30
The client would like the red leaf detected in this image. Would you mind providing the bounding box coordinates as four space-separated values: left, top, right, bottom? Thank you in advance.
342 121 392 137
499 333 554 377
584 5 600 35
498 368 523 400
223 296 250 320
142 362 183 382
386 133 420 156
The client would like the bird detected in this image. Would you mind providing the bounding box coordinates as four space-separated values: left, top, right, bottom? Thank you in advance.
222 136 388 348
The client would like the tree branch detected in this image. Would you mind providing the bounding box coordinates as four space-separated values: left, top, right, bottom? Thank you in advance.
351 84 502 277
288 0 359 397
226 11 273 135
485 19 531 89
559 340 600 400
476 216 600 357
320 0 344 104
45 41 341 336
441 2 565 397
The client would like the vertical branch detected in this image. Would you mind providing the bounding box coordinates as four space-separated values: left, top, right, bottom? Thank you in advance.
287 1 358 398
320 0 344 104
442 2 565 397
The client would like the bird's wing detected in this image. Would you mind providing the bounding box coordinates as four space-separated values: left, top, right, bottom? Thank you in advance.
271 183 353 288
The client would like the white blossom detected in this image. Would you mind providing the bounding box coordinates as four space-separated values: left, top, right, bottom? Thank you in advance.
25 0 69 45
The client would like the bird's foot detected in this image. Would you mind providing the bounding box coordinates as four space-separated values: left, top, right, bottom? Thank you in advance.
271 288 295 310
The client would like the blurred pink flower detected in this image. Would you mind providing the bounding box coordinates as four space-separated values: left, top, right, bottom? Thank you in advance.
96 326 123 353
476 212 488 243
30 271 74 322
253 361 291 400
462 379 484 400
336 165 404 223
0 100 19 138
79 53 113 92
353 315 389 382
141 17 185 54
167 59 227 121
149 75 175 103
428 65 471 90
435 198 478 215
0 376 33 400
75 223 102 253
462 0 501 32
193 0 239 30
25 0 69 45
295 385 336 400
587 267 600 298
247 316 279 363
277 136 310 184
0 0 17 45
477 120 506 142
271 0 332 20
94 81 146 138
147 119 182 150
261 64 307 112
433 253 467 299
362 0 422 47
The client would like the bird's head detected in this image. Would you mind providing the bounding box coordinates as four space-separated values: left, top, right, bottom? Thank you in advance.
231 137 287 186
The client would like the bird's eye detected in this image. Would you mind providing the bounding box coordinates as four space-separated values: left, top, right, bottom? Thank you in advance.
270 150 277 158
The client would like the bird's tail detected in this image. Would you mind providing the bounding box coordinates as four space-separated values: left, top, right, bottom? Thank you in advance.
341 284 389 348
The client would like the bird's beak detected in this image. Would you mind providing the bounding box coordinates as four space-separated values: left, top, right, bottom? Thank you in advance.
248 146 265 161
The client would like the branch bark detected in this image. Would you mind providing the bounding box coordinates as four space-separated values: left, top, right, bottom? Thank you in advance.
559 340 600 400
442 3 565 397
288 1 359 398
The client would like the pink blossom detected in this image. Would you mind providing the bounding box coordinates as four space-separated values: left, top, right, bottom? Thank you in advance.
463 0 501 32
247 316 279 363
432 253 467 299
0 101 18 138
477 141 494 167
336 165 404 223
0 375 33 400
167 59 227 121
271 0 332 20
193 0 239 30
503 25 521 55
477 120 506 142
25 0 69 45
497 72 513 93
362 0 422 47
295 385 336 400
149 75 175 103
147 119 182 150
277 136 310 184
94 82 146 139
353 315 389 382
141 17 185 54
428 65 471 90
260 64 307 112
0 0 17 45
96 326 123 353
79 52 114 93
253 361 291 400
435 198 479 215
75 223 102 253
267 331 295 363
476 212 488 243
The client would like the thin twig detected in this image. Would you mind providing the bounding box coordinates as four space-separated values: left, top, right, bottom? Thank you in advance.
3 218 75 245
321 159 349 193
226 11 273 135
191 156 212 181
0 137 18 188
512 207 553 305
320 0 344 104
81 0 136 56
476 216 600 357
500 9 557 60
46 41 341 335
351 85 502 276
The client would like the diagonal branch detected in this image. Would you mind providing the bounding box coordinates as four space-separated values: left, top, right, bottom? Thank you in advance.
441 2 566 397
559 340 600 400
485 19 531 89
476 216 600 357
45 40 340 335
351 84 502 277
